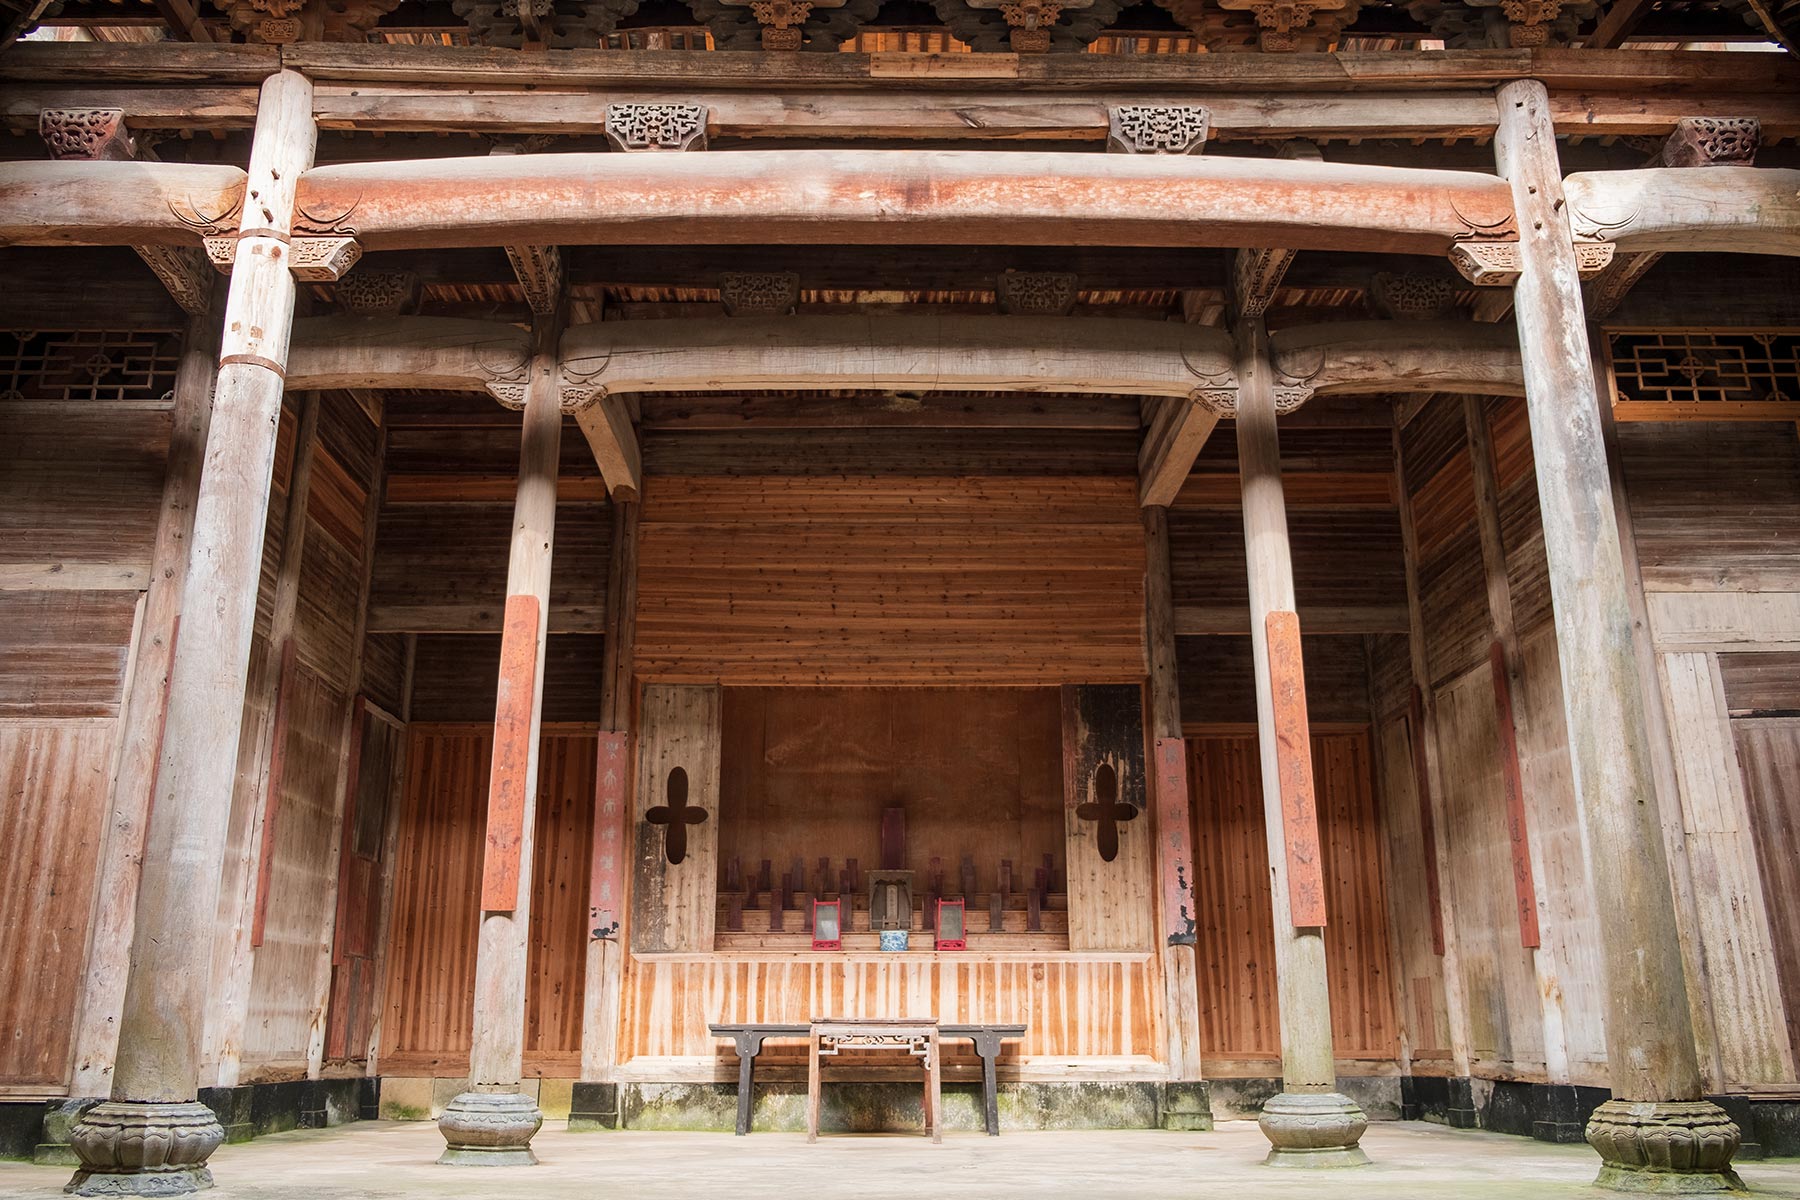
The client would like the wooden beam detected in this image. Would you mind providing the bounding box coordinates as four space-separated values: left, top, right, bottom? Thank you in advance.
1138 397 1222 509
1565 166 1800 257
1174 604 1409 635
285 315 530 392
150 0 213 42
1270 320 1524 397
1585 0 1655 49
572 395 641 502
293 150 1514 255
0 159 246 246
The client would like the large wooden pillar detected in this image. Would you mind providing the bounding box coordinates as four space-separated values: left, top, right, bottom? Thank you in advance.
436 312 563 1165
1234 317 1369 1168
65 70 317 1198
1142 506 1207 1118
1495 78 1741 1192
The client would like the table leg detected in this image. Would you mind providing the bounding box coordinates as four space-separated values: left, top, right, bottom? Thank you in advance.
982 1047 999 1136
928 1032 942 1144
807 1030 822 1144
735 1040 756 1136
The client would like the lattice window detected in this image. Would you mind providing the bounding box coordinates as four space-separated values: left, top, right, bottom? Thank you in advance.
0 330 181 404
1609 329 1800 420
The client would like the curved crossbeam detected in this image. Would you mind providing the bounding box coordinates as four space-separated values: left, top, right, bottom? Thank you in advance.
0 160 246 247
286 315 531 392
1564 167 1800 257
1271 320 1525 397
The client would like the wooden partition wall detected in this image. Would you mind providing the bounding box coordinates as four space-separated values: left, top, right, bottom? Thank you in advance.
1186 728 1400 1076
379 724 596 1077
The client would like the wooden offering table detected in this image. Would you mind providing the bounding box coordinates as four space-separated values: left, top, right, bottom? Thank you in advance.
809 1018 941 1144
711 1020 1026 1138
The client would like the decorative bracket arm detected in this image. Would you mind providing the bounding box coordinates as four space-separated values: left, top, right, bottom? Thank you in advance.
1450 240 1614 287
206 235 363 283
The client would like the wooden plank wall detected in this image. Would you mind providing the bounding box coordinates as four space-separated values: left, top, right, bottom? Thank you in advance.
717 687 1064 896
0 369 176 1091
634 428 1145 685
617 954 1161 1072
1732 719 1800 1068
1618 419 1800 1090
379 724 596 1077
1185 730 1399 1074
1062 684 1155 952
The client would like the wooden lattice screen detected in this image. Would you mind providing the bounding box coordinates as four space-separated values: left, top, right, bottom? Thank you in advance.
1608 329 1800 422
0 329 181 404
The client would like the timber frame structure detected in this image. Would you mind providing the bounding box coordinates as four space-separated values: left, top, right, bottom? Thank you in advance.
1 17 1799 1200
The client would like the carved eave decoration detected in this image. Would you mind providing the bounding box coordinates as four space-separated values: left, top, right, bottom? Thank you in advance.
720 271 800 316
934 0 1121 51
998 271 1079 316
1661 117 1761 167
690 0 876 48
1449 240 1615 287
211 0 405 42
335 269 419 317
711 0 849 47
1158 0 1358 49
453 0 642 48
1105 105 1210 155
605 103 710 152
1371 272 1459 322
1409 0 1595 46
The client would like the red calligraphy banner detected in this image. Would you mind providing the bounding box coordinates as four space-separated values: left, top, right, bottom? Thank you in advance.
481 593 540 911
1266 610 1327 928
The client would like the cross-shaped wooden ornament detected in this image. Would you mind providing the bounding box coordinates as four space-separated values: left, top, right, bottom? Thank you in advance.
1075 761 1137 863
647 766 708 865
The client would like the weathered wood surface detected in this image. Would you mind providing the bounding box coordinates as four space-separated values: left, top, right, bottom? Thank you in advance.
0 160 245 247
1139 400 1221 509
632 684 721 956
1565 167 1800 257
1271 322 1524 398
1499 77 1703 1105
294 151 1514 255
1734 718 1800 1077
1062 685 1155 953
111 67 314 1108
285 316 529 393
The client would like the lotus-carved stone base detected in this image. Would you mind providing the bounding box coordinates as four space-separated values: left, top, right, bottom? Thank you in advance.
1259 1091 1372 1168
437 1091 542 1166
1587 1099 1745 1194
65 1100 225 1196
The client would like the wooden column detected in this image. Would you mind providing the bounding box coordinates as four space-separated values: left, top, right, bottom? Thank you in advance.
66 69 317 1199
67 300 220 1101
1463 394 1571 1086
436 312 561 1166
1143 506 1205 1102
1235 317 1368 1167
581 496 639 1083
1495 78 1740 1191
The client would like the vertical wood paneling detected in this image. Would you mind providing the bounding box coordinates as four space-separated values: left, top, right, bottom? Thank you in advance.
1062 684 1155 952
380 725 596 1075
1373 713 1453 1062
1186 730 1399 1064
0 720 115 1088
634 685 721 955
1734 718 1800 1070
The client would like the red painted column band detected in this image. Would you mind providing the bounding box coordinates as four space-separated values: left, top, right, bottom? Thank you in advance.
1265 610 1328 928
481 593 540 912
1154 737 1197 947
588 731 630 940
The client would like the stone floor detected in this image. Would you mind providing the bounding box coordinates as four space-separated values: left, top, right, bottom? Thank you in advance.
3 1120 1798 1199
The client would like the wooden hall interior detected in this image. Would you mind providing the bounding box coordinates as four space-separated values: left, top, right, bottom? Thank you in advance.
1 5 1799 1194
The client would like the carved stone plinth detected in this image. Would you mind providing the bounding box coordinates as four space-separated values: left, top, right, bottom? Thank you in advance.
1585 1099 1744 1194
65 1100 225 1197
1258 1092 1371 1169
436 1091 543 1166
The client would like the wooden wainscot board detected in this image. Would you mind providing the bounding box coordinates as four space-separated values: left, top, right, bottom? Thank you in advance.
1061 683 1154 951
633 684 721 954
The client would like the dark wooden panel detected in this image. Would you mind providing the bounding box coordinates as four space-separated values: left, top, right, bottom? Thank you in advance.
1619 422 1800 593
1177 634 1372 727
642 428 1140 477
0 407 168 570
361 631 408 717
407 633 603 724
1722 654 1800 717
1167 508 1405 615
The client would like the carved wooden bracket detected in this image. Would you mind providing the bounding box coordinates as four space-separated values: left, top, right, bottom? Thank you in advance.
1189 382 1312 418
1233 247 1296 319
505 244 563 315
1371 272 1458 321
206 235 363 283
720 271 800 317
604 103 709 152
39 108 135 161
750 0 813 47
335 269 418 316
998 270 1078 316
1499 0 1561 45
133 246 214 317
1449 240 1614 287
1105 106 1210 155
1216 0 1345 51
1583 251 1662 320
1660 117 1760 168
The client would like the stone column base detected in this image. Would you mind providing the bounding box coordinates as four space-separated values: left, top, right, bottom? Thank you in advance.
1586 1099 1745 1195
1259 1091 1372 1169
436 1091 542 1166
65 1100 226 1197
